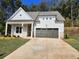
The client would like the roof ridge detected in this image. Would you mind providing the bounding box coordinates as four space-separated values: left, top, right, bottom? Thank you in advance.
26 11 58 13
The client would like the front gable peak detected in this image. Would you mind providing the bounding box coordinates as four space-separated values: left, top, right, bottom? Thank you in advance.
8 7 33 21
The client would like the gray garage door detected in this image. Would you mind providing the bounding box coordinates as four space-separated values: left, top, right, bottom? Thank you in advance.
36 28 58 38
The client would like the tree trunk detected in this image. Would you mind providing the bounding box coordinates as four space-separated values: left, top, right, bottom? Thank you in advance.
71 4 74 27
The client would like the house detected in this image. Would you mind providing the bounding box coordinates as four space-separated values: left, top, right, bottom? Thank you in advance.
5 7 65 39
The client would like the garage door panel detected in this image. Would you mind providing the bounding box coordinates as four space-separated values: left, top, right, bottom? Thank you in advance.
36 30 46 37
36 28 58 38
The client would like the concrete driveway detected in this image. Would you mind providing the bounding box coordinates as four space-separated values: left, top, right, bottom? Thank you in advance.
4 38 79 59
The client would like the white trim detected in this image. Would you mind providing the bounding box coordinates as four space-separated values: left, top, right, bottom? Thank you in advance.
31 23 33 37
22 23 23 36
5 23 8 35
7 22 33 24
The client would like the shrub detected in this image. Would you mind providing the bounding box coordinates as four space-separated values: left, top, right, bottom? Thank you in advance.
7 34 11 37
0 52 5 56
4 35 8 37
4 34 11 37
12 35 16 37
64 33 69 39
17 35 20 38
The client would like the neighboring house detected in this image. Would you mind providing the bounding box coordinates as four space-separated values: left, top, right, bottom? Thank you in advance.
5 7 65 39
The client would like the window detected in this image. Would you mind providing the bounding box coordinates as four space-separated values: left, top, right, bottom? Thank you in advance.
46 18 48 20
50 17 52 20
43 18 44 20
16 27 22 33
20 14 22 16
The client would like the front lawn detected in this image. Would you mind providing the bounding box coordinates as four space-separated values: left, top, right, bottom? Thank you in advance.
64 34 79 51
0 37 29 59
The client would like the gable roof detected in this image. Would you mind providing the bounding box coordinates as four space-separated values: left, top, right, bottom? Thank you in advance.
7 7 65 22
27 11 65 21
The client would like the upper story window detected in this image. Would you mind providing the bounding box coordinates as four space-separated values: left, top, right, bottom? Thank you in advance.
16 27 22 33
43 18 44 20
50 17 52 20
20 14 22 16
42 16 56 20
46 18 48 20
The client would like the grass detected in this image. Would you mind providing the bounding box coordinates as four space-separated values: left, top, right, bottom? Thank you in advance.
0 37 30 59
64 34 79 51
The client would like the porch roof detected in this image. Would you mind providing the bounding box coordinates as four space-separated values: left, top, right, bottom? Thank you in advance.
6 21 33 24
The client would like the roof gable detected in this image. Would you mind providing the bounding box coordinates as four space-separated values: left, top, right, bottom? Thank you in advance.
7 7 65 22
7 7 33 21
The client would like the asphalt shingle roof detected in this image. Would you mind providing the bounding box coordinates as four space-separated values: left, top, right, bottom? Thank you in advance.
27 11 65 21
7 7 65 21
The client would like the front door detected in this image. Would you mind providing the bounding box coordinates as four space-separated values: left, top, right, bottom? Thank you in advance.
27 24 31 37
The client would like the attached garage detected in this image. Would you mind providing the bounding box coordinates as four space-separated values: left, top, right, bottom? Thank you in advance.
36 28 58 38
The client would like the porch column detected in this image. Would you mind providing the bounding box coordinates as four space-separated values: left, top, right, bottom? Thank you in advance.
31 23 33 37
11 25 13 37
22 23 24 37
22 23 23 32
5 23 8 35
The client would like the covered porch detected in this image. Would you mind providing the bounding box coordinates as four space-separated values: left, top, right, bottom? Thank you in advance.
5 22 34 38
